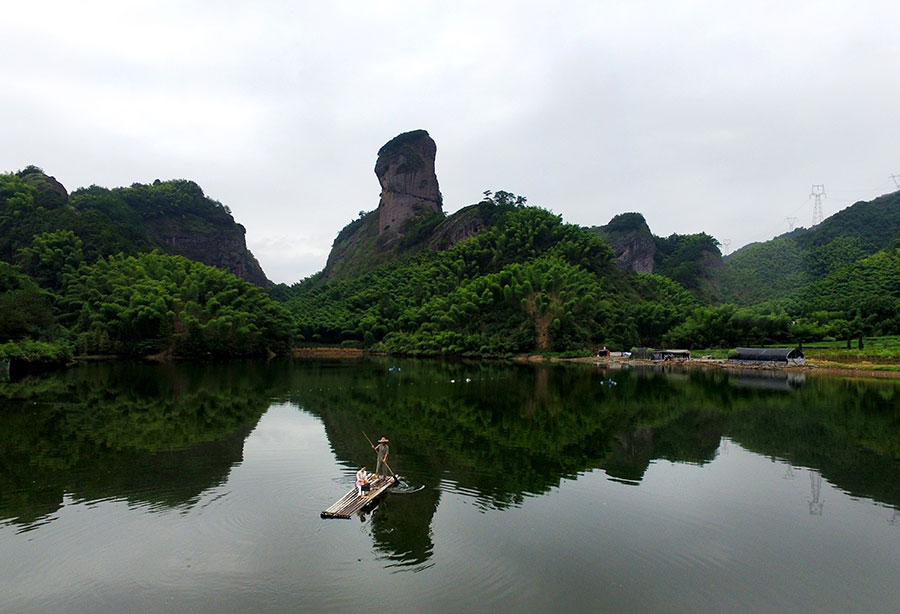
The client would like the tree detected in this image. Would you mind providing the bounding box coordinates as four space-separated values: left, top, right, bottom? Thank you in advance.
16 230 83 290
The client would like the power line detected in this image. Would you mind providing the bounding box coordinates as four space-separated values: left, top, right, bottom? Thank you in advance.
732 175 895 253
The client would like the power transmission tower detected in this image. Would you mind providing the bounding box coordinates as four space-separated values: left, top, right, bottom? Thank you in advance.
720 239 731 255
810 184 826 226
891 174 900 189
786 216 798 232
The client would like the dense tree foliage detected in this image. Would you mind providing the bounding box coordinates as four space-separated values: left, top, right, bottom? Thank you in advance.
2 169 290 365
653 232 721 297
5 160 900 362
791 247 900 339
0 260 72 366
63 252 296 357
284 203 698 355
1 171 238 264
720 237 809 304
0 261 57 343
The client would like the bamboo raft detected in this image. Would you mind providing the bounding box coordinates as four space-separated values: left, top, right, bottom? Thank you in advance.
320 475 399 519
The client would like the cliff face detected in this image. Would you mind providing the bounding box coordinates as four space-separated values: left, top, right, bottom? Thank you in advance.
590 212 657 273
145 217 269 287
428 205 487 251
374 130 443 247
9 170 270 287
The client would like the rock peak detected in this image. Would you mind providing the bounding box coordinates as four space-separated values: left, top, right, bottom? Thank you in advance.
374 130 442 245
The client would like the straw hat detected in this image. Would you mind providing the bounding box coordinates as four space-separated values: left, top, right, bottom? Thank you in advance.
378 437 389 443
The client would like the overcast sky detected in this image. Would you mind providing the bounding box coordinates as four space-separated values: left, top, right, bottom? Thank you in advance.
3 1 899 283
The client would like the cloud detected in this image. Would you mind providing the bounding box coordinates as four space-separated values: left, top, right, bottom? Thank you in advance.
3 0 900 277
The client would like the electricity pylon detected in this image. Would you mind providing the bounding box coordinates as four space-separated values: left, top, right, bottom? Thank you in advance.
810 185 826 226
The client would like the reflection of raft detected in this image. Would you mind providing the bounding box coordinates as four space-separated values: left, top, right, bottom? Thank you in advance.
320 475 399 519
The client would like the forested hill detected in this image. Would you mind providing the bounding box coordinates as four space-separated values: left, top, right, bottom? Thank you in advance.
721 190 900 305
2 166 291 366
0 166 269 287
281 200 701 355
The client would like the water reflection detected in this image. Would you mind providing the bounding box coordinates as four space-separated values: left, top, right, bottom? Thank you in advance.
809 470 824 516
2 358 900 569
0 361 276 528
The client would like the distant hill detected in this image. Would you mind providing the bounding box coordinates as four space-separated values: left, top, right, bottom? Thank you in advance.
722 190 900 304
0 166 269 286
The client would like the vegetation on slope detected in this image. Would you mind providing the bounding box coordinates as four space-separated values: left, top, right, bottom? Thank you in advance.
1 169 296 366
283 201 713 355
723 190 900 304
5 155 900 365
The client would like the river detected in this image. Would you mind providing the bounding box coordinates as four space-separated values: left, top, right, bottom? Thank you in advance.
2 358 899 612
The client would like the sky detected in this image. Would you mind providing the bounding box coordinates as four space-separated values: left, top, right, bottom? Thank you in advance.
3 1 899 284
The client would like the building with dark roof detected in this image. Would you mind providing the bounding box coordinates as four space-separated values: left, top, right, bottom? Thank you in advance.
731 347 805 365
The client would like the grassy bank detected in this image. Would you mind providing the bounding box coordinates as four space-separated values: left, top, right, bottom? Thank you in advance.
800 336 900 372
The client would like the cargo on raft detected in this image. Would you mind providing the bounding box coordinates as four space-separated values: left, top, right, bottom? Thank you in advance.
320 474 399 519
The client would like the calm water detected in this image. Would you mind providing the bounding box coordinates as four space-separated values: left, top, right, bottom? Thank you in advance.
2 358 899 613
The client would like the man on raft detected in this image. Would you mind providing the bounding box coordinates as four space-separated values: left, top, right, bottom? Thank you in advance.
373 437 390 478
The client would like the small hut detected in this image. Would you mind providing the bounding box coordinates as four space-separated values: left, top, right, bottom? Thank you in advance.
732 347 805 366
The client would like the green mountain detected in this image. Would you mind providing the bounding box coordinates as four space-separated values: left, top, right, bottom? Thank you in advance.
284 202 663 354
1 166 269 287
1 167 295 365
795 247 900 336
722 190 900 305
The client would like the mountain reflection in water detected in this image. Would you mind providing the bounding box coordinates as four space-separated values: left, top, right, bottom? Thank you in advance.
2 357 899 610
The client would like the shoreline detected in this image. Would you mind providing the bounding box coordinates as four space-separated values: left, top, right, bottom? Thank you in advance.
550 355 900 379
49 348 900 381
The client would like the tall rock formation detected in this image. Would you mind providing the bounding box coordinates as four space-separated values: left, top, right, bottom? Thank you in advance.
374 130 442 247
322 130 446 280
321 129 510 282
